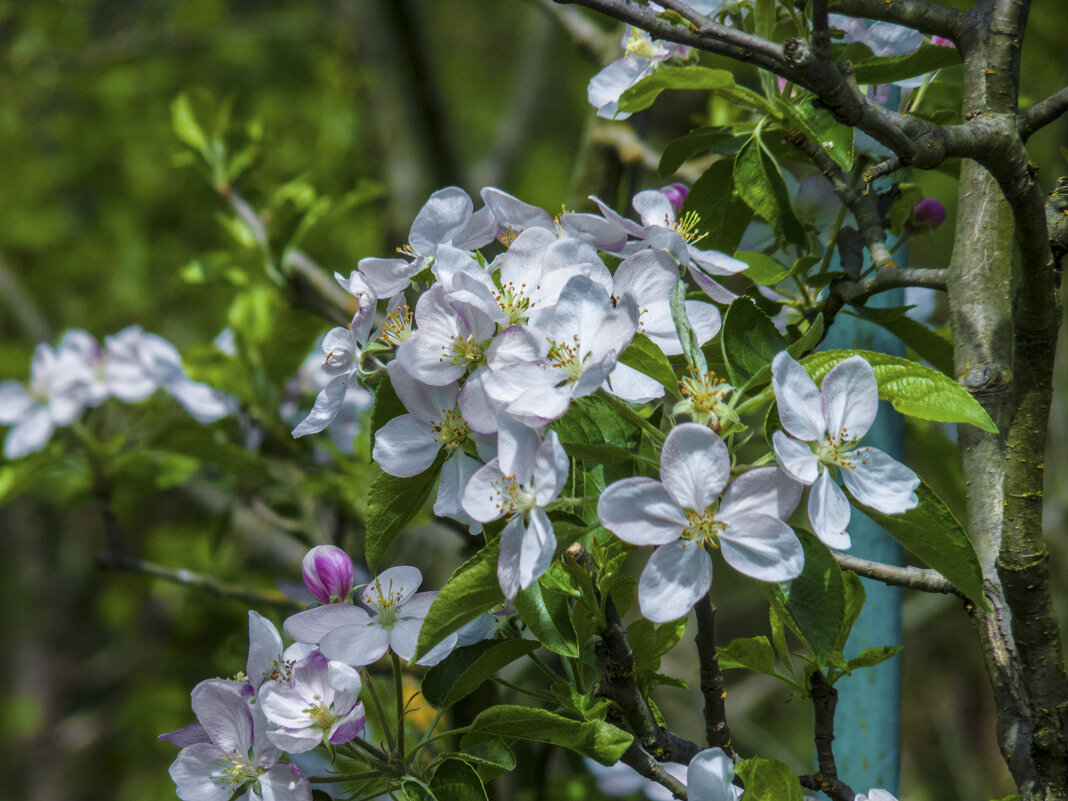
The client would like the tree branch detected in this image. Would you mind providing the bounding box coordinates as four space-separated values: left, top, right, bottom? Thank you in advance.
799 671 855 801
833 552 964 598
1018 86 1068 141
827 0 967 41
616 741 689 799
694 595 735 757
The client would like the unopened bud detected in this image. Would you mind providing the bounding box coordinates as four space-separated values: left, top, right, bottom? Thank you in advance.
659 183 690 215
302 545 355 604
911 198 946 231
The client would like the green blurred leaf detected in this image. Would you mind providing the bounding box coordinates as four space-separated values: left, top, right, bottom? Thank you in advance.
659 126 743 176
465 706 632 765
851 43 961 85
737 251 791 285
717 635 778 676
171 93 209 155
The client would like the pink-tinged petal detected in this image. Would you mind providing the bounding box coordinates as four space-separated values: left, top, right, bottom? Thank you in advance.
373 414 441 477
840 447 920 514
689 248 748 277
719 467 802 523
828 13 867 43
463 458 508 523
358 257 416 298
409 187 475 254
589 195 646 239
159 722 209 748
772 431 820 485
688 265 738 305
719 514 805 582
497 515 524 600
260 681 317 730
291 374 350 438
326 660 363 709
191 679 253 755
480 187 555 232
821 356 878 443
318 622 391 666
605 363 665 403
808 470 852 550
328 701 366 744
284 604 369 644
687 748 736 801
660 423 730 511
0 381 34 424
367 566 423 606
633 189 676 228
169 742 232 801
247 611 284 688
771 352 826 441
598 477 687 545
259 762 312 801
866 21 923 56
638 541 713 623
533 431 569 506
4 406 54 459
290 651 332 699
520 508 557 590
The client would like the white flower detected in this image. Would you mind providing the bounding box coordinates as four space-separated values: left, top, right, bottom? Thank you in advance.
588 26 690 120
688 748 743 801
462 416 569 599
770 352 920 550
854 791 898 801
599 423 803 623
283 566 456 666
259 651 366 753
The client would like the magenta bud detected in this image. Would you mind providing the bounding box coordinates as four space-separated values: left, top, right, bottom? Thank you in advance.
931 35 955 47
912 198 946 230
302 545 355 604
659 183 690 215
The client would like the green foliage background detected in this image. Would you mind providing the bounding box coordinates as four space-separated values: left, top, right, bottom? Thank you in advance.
0 2 1066 800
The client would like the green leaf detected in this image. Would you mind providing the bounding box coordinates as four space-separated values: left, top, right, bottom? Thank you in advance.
684 158 753 254
737 251 791 285
365 454 444 571
853 482 988 609
401 779 436 801
421 639 539 709
846 645 903 671
618 333 681 399
741 314 825 395
415 545 505 662
851 43 961 85
722 296 787 386
776 529 845 664
465 706 632 765
838 570 866 650
368 372 406 454
659 126 743 176
514 580 580 657
671 280 708 374
618 66 744 114
797 349 998 432
552 395 642 454
171 93 210 155
845 306 954 376
444 736 516 771
627 618 687 673
733 133 807 249
780 94 855 170
429 758 489 801
717 635 778 675
736 757 804 801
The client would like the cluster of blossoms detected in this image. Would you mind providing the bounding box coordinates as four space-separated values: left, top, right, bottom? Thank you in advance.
289 183 920 623
0 326 231 459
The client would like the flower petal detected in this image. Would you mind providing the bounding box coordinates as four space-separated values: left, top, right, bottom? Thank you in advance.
367 566 424 607
687 747 736 801
771 352 826 441
638 540 713 623
169 742 233 801
191 679 252 755
284 604 369 644
291 374 350 438
519 508 556 591
840 446 920 514
247 611 284 690
718 467 802 523
772 430 819 485
462 458 508 523
821 355 878 443
719 514 805 582
319 622 391 666
660 423 730 511
808 470 852 549
598 477 688 545
373 414 441 477
259 763 312 801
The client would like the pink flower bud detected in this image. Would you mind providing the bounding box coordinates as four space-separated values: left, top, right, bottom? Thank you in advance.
302 545 355 604
912 198 946 230
931 35 954 47
659 183 690 215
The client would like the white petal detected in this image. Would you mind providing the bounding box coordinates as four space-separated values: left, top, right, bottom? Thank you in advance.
840 446 920 514
519 508 556 590
247 611 284 689
387 360 458 424
632 189 676 228
4 406 53 458
772 430 820 485
638 540 713 623
167 379 231 423
283 604 368 644
558 211 628 252
532 431 569 506
373 414 441 477
191 679 252 755
0 381 34 424
660 423 730 511
771 352 826 441
808 470 852 549
480 187 554 232
866 21 923 57
497 515 526 600
319 622 391 666
367 566 423 606
169 743 233 801
499 228 555 287
462 459 508 523
604 362 665 403
821 355 877 443
358 257 417 298
258 763 312 801
587 57 650 119
687 748 736 801
719 514 805 582
434 451 481 521
291 374 349 437
409 186 474 254
719 467 802 523
458 368 501 435
497 414 540 482
598 477 688 545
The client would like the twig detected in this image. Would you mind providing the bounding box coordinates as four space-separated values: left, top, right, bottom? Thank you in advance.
1019 85 1068 142
811 0 832 62
799 671 855 801
694 595 735 757
617 740 688 799
833 552 965 598
95 551 298 608
863 156 904 188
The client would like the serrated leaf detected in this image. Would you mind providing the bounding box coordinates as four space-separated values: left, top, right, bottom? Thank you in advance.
465 706 632 765
796 349 997 431
365 455 444 571
846 645 903 671
734 134 807 249
514 580 580 657
618 333 681 399
414 544 505 662
777 529 845 665
421 639 539 709
444 737 516 771
780 94 855 170
851 43 961 85
717 635 778 675
737 251 791 285
551 395 642 454
627 618 687 673
845 306 954 376
429 757 489 801
736 757 804 801
659 126 743 176
853 482 988 609
722 296 787 386
618 66 741 113
684 158 753 254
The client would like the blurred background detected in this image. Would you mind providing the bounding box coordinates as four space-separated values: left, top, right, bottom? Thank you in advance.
1 1 1066 799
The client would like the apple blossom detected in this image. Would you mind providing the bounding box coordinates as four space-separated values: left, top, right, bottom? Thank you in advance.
599 423 803 623
687 748 743 801
770 352 920 550
301 545 355 604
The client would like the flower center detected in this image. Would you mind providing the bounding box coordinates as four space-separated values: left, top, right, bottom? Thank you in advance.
490 474 537 518
305 695 339 731
449 335 488 369
214 752 264 790
432 407 470 452
547 337 587 383
666 210 707 245
494 281 535 325
814 434 867 471
370 579 406 630
682 509 725 549
376 305 414 347
674 369 737 433
624 31 657 59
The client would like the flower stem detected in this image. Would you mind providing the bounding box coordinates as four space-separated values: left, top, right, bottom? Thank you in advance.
362 667 397 755
391 652 406 761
